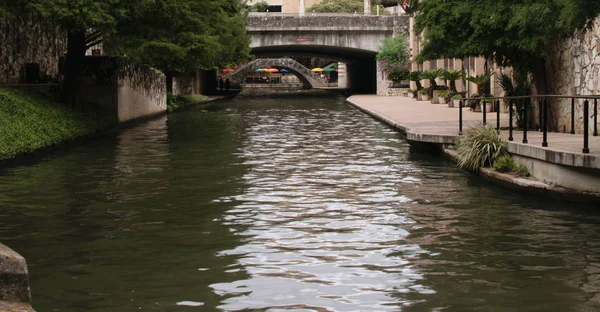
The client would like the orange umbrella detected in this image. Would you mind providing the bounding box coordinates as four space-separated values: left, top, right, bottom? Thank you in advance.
268 68 279 73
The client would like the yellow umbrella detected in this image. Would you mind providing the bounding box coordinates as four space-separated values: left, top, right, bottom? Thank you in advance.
311 68 324 72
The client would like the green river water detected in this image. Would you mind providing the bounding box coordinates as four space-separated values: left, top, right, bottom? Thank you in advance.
1 94 599 311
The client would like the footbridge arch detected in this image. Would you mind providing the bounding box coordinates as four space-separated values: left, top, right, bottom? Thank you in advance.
225 58 327 88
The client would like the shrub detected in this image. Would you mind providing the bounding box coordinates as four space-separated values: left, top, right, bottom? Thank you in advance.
456 124 508 172
515 164 531 177
438 90 448 98
180 94 209 104
167 93 185 112
452 94 462 99
493 155 515 172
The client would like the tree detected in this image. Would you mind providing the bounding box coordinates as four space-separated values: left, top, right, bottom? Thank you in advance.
377 35 410 83
8 0 251 103
27 0 141 107
414 0 600 94
246 1 269 12
307 0 385 14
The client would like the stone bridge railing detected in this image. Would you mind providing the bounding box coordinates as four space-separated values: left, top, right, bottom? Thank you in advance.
224 58 327 88
247 13 399 31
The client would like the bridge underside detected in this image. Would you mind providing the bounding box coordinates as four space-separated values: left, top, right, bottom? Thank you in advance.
252 45 377 94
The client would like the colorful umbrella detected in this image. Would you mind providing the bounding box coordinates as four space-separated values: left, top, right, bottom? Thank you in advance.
323 68 335 72
222 68 234 73
268 68 279 73
311 68 324 72
255 68 266 72
280 68 289 73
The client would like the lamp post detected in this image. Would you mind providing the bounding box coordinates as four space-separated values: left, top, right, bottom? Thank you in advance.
376 0 381 15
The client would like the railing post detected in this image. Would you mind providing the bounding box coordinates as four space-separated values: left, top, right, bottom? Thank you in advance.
594 98 598 137
583 100 590 153
459 100 463 135
523 100 528 144
496 100 500 133
571 98 575 134
509 100 514 141
542 98 548 147
482 99 486 125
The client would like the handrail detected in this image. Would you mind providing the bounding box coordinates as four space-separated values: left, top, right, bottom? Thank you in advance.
457 95 600 154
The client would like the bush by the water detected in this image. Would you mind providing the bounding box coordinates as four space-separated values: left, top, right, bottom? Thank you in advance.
493 155 515 173
0 88 117 160
167 93 210 112
515 164 531 177
180 94 209 104
456 124 507 172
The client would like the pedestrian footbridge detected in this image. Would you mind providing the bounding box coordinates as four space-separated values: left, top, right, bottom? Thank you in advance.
224 58 327 89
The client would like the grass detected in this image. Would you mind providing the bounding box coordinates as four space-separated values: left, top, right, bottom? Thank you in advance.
0 88 117 161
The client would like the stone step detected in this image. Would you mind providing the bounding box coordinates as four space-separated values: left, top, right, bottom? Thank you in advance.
0 300 35 312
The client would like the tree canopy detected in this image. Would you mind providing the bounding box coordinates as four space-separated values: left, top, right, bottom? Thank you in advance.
107 0 251 74
307 0 386 14
414 0 600 88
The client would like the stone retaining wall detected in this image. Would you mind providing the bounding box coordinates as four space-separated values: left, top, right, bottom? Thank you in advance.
547 18 600 133
78 57 167 122
0 15 67 84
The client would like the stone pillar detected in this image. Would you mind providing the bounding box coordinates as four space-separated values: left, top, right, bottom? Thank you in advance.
337 62 348 88
364 0 371 14
299 0 305 15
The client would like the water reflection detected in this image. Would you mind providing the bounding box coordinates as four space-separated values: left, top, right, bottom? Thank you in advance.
211 98 433 310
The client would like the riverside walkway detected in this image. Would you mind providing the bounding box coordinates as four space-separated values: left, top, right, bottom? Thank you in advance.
347 95 600 168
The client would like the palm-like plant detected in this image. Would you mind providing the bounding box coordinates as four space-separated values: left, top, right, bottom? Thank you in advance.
420 69 443 97
441 70 463 94
408 71 423 97
466 71 494 96
498 70 533 129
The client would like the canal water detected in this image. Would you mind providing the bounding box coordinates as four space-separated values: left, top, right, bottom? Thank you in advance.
1 94 600 311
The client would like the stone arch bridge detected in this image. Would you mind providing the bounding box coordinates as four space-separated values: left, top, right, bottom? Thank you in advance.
224 58 327 88
246 13 409 93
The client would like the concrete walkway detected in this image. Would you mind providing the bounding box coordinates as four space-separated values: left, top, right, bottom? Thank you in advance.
347 95 600 170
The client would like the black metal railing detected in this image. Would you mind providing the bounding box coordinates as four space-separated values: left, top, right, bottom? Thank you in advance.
458 95 600 154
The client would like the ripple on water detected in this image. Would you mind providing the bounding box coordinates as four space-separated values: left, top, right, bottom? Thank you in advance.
211 106 432 311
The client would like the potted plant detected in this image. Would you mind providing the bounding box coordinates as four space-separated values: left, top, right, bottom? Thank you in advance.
420 69 443 103
419 88 429 101
406 88 413 97
481 98 493 112
438 90 448 104
450 94 462 108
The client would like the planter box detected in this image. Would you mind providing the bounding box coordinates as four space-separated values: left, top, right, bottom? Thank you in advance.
450 99 462 107
439 97 447 104
421 94 430 101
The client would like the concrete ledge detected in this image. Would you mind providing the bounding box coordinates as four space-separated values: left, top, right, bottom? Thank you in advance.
0 244 32 308
507 138 600 169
